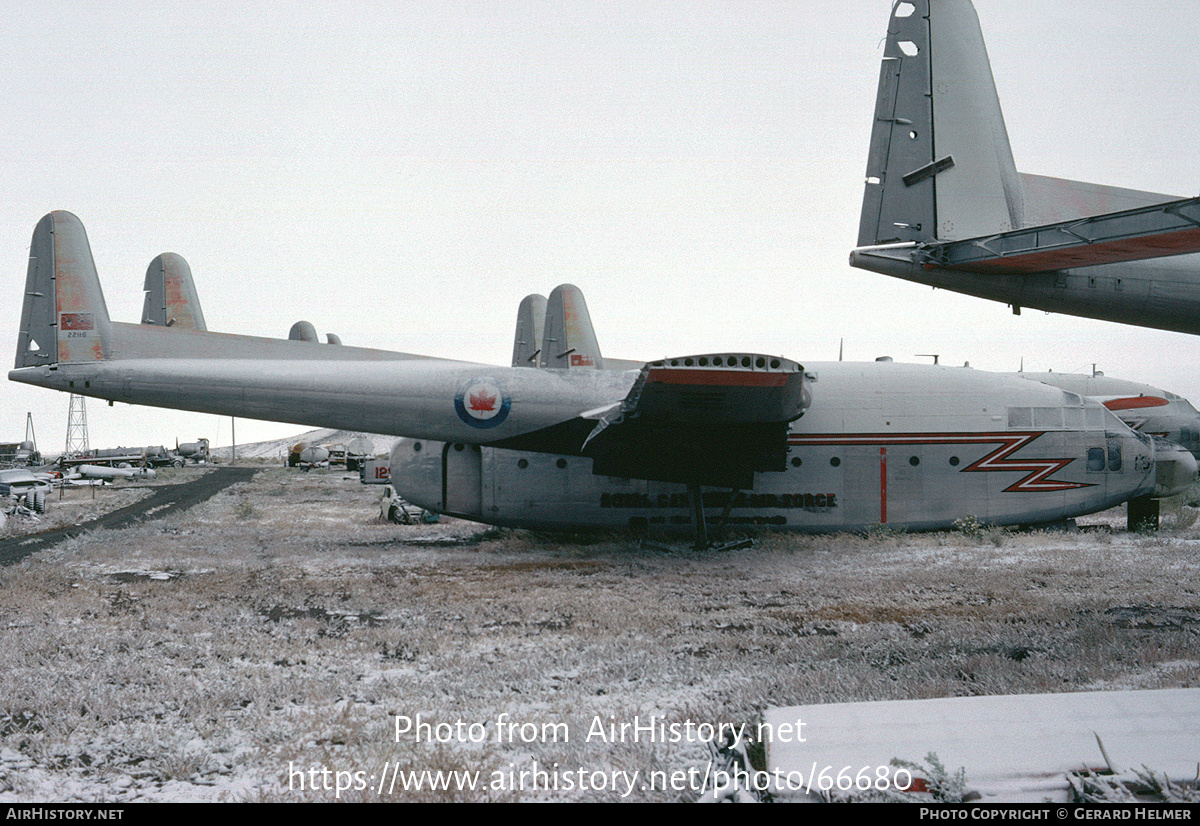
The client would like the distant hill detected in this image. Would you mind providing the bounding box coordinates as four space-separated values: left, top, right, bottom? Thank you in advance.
208 428 396 460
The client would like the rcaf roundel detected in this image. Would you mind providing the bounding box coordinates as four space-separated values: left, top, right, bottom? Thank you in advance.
454 377 511 429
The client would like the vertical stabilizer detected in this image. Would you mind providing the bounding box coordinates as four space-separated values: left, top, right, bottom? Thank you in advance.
142 253 208 331
16 211 113 368
512 293 547 367
288 321 319 342
541 284 603 369
858 0 1023 246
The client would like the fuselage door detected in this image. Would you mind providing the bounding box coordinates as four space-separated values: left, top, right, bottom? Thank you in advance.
443 442 482 518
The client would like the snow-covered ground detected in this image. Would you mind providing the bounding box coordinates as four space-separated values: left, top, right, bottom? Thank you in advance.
1 467 1197 802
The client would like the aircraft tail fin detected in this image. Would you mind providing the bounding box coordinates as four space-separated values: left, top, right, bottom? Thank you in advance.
857 0 1023 246
141 253 208 331
512 293 547 367
15 211 114 368
288 321 319 342
541 284 603 369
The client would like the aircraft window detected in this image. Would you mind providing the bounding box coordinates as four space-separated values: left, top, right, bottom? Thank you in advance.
756 357 765 368
1008 408 1032 428
1088 448 1105 472
1108 443 1122 472
830 457 841 467
909 456 919 466
791 457 802 468
1033 407 1062 429
741 356 751 367
949 456 959 466
698 357 709 366
556 458 567 469
517 458 528 469
413 442 422 452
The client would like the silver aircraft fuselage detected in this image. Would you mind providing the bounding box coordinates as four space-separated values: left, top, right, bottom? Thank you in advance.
389 361 1159 535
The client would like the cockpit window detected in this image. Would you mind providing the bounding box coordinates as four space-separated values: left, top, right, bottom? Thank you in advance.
1009 403 1117 431
1108 442 1122 472
1008 408 1032 428
1033 407 1062 429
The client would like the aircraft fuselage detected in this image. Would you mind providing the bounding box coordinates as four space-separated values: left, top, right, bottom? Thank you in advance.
390 361 1159 535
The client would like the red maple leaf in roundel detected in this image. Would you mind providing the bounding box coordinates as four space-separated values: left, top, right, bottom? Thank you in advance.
468 388 497 411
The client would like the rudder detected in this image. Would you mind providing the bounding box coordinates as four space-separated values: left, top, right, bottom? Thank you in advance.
15 211 113 368
857 0 1023 246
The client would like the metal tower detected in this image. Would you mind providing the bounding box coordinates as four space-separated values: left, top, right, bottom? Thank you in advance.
64 394 89 457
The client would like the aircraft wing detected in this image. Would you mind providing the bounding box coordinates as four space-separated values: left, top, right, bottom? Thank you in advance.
763 688 1200 803
856 195 1200 275
581 354 809 488
11 212 811 489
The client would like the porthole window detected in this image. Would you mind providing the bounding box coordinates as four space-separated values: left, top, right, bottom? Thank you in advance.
517 458 528 469
830 457 841 467
556 458 567 469
909 456 920 466
949 456 959 466
791 457 802 468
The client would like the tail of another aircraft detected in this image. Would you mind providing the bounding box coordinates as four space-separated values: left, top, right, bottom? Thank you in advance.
540 284 604 369
858 0 1023 246
16 211 113 368
141 253 207 331
512 293 547 367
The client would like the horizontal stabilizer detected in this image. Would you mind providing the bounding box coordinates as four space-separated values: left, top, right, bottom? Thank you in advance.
584 353 808 488
914 195 1200 273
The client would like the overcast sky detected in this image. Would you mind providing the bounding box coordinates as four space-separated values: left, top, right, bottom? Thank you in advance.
3 1 1200 452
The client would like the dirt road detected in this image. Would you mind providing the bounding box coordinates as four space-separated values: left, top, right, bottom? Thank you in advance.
0 466 258 565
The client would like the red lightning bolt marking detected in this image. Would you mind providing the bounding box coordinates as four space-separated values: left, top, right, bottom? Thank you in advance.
788 432 1093 494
